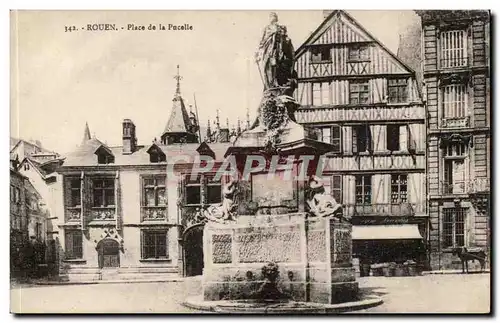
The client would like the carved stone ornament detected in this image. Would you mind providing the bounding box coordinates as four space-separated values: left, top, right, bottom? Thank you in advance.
306 176 347 221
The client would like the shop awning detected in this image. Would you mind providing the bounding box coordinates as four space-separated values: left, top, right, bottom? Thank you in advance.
352 224 423 240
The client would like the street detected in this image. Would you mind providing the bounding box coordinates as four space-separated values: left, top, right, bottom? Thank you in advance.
10 274 490 314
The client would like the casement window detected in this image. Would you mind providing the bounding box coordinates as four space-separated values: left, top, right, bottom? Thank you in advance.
312 82 330 106
391 174 408 204
143 176 167 207
349 81 369 105
442 207 467 248
10 185 15 203
93 178 115 207
322 175 343 204
388 78 408 103
184 174 222 206
348 45 369 61
141 231 168 259
442 84 468 119
386 125 401 151
70 178 81 207
355 175 372 205
317 125 342 153
443 143 468 194
65 230 83 259
352 124 372 153
311 45 332 63
440 30 468 68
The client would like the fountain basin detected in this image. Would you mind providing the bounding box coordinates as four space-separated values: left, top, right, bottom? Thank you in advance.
202 216 359 305
183 295 383 314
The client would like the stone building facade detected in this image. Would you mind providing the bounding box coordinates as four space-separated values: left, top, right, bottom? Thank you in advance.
416 10 491 270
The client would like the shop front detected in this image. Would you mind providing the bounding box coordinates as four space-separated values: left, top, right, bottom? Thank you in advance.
351 216 429 277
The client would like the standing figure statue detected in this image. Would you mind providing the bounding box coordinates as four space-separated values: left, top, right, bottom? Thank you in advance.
255 12 296 94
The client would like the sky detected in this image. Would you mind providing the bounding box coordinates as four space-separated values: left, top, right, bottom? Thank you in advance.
11 10 419 154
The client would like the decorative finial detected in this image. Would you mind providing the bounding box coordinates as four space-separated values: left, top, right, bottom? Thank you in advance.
246 107 250 129
216 110 220 129
226 118 229 129
174 64 183 97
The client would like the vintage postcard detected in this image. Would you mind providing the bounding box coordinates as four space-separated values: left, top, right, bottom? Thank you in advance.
10 9 491 314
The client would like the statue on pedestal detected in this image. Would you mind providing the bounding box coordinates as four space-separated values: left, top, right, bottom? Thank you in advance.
306 176 346 221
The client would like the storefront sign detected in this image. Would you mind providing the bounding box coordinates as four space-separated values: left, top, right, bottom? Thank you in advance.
351 216 426 226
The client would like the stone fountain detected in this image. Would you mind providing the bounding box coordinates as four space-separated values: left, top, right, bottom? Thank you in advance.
183 12 382 313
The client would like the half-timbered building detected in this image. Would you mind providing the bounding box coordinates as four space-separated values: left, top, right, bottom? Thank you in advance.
294 10 428 269
416 10 491 270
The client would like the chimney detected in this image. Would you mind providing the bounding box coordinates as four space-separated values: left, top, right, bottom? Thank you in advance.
323 10 333 19
122 119 137 154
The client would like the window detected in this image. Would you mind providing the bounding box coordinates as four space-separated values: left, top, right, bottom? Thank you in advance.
142 231 168 259
355 175 371 205
387 125 400 151
349 81 369 105
348 45 369 61
65 230 83 259
323 175 342 204
442 207 467 248
150 152 166 163
312 82 330 106
10 185 14 203
352 125 371 153
317 125 342 153
14 187 21 204
35 222 42 240
184 174 222 205
440 30 467 68
70 178 81 207
143 176 166 206
185 175 202 205
311 45 331 63
442 84 467 119
93 178 115 207
391 174 408 204
388 78 408 103
97 154 114 164
443 143 468 194
206 175 222 204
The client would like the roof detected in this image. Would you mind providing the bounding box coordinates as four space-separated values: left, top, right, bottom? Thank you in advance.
10 137 58 156
295 10 416 75
61 139 232 167
397 12 423 87
162 96 193 135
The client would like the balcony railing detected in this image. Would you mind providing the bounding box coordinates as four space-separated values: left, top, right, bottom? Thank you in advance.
440 57 469 69
441 116 470 129
344 203 418 217
441 178 490 195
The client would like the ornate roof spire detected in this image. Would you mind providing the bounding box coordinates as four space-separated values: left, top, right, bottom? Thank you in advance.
216 110 220 130
174 64 183 98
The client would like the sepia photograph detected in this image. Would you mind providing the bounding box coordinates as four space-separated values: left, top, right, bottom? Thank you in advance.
9 8 491 314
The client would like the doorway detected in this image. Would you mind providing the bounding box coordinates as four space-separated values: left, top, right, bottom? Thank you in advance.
97 239 120 269
183 225 204 276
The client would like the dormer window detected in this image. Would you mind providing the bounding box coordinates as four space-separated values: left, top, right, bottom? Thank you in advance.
147 144 166 163
311 45 332 63
95 146 115 164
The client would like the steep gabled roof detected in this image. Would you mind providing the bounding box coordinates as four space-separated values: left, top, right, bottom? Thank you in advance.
295 10 416 75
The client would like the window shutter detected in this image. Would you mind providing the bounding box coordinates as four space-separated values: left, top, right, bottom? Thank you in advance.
140 230 144 259
332 175 342 204
352 127 358 153
400 125 408 151
407 124 416 152
367 124 374 153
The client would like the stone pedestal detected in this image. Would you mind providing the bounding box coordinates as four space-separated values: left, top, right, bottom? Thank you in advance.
202 215 358 304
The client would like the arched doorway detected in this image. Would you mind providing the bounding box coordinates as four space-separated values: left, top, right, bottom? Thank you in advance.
97 239 120 268
183 224 204 276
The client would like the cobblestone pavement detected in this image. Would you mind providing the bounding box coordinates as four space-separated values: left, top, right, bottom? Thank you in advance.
10 273 490 314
